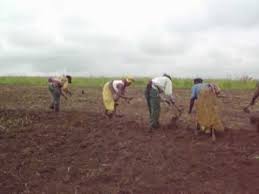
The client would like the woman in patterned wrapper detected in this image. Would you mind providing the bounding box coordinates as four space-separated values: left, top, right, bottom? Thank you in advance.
189 78 224 142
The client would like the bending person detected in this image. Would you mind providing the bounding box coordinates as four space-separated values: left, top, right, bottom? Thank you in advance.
189 78 223 142
48 75 72 112
102 77 135 118
145 74 175 131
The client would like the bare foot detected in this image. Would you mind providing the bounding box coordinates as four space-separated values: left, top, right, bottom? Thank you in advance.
104 111 113 119
115 114 124 118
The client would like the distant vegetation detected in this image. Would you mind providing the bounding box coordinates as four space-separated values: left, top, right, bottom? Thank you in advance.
0 76 257 90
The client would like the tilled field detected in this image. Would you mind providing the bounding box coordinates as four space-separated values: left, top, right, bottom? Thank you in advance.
1 85 259 194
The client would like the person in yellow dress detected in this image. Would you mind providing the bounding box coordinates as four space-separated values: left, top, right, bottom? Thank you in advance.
48 75 72 112
102 77 134 118
188 78 224 142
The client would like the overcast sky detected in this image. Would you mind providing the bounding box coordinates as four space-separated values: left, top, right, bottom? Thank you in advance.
1 0 259 78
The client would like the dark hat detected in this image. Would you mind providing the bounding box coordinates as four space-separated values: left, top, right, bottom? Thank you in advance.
163 73 172 81
194 78 203 84
66 75 72 83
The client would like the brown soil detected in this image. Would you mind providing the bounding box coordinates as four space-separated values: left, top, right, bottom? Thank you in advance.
250 115 259 132
1 86 259 194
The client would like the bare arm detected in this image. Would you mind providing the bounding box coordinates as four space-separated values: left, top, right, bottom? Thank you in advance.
61 80 72 96
118 94 132 100
63 88 72 96
116 84 132 101
250 88 259 105
60 90 68 100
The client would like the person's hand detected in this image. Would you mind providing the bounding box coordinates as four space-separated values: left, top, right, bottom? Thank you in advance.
126 97 133 103
243 106 250 113
165 100 171 106
170 99 175 105
170 95 176 104
113 94 119 101
63 95 68 100
128 97 133 101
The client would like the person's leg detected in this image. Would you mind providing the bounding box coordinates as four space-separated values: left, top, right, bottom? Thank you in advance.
194 123 200 135
53 87 61 112
150 89 161 129
48 85 55 109
144 88 151 115
211 128 216 142
145 88 154 131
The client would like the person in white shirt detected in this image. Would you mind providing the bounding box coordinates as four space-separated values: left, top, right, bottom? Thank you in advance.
144 74 175 130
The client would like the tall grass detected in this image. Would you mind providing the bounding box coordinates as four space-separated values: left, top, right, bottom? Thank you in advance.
0 76 257 90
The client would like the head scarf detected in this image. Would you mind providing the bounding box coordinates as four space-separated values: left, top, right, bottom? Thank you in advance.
125 76 135 83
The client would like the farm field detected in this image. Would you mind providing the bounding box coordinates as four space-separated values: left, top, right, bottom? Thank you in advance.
1 82 259 193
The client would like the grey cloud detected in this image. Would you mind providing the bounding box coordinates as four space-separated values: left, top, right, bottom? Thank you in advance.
140 41 188 57
167 0 259 35
139 35 193 57
1 0 259 78
208 0 259 28
7 31 55 49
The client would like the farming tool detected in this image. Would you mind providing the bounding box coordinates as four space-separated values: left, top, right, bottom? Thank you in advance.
126 97 133 104
170 103 183 122
163 100 183 125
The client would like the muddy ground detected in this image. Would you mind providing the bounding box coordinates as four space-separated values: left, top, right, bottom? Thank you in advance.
1 85 259 194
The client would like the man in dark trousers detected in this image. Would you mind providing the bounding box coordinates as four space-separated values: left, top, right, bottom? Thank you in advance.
145 74 175 131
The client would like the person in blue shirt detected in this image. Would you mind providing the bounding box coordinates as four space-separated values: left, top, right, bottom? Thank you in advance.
189 78 223 142
189 78 208 113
